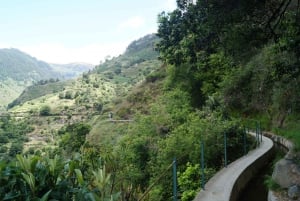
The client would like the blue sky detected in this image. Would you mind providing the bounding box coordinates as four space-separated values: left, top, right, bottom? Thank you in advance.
0 0 176 64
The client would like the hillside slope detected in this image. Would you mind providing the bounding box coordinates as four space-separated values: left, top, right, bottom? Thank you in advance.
1 34 161 160
0 49 95 111
0 48 58 81
94 34 160 84
0 48 61 110
0 1 299 201
7 34 160 122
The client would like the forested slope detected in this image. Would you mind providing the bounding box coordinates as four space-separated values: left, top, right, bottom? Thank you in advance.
157 0 300 143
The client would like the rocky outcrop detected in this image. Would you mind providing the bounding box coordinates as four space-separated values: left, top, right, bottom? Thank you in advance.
288 185 300 199
272 158 300 188
265 132 300 201
268 191 280 201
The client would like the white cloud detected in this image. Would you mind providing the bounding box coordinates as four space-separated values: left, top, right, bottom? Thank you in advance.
0 43 13 49
119 16 145 29
163 0 177 12
18 42 128 65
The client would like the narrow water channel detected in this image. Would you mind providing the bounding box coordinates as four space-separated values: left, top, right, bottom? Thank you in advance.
238 162 272 201
239 146 285 201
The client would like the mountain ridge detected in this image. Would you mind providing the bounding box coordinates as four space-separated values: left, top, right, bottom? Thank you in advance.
7 33 161 113
49 62 94 79
0 49 95 110
0 48 61 110
0 48 58 81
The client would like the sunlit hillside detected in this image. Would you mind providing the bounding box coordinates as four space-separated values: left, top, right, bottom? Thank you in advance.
5 34 162 152
0 49 94 111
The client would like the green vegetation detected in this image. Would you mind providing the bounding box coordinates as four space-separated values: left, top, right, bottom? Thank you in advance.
0 154 120 201
264 175 282 191
0 48 58 82
157 0 300 128
7 79 68 109
0 48 61 110
0 116 33 160
39 105 51 116
94 34 161 85
0 1 299 200
0 49 94 111
59 123 91 154
0 78 27 111
8 34 161 116
85 86 252 201
272 114 300 150
178 163 215 201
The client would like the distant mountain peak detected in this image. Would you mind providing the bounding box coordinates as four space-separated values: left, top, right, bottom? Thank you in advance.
0 48 59 82
49 63 94 79
0 48 62 110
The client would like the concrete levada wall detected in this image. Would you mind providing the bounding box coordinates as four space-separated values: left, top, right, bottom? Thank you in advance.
229 142 275 201
193 133 274 201
230 131 292 201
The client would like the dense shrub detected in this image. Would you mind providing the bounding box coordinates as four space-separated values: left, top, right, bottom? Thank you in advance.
8 143 23 157
39 105 51 116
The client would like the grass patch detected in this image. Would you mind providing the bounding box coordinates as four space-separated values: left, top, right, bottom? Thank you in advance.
264 175 281 191
273 118 300 151
238 113 300 150
87 119 129 145
274 124 300 151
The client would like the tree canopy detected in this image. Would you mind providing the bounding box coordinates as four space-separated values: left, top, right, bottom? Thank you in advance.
157 0 300 111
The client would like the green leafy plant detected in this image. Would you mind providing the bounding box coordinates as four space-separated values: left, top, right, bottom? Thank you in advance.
264 175 281 191
39 105 51 116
